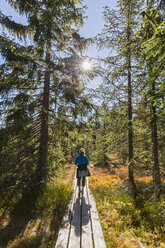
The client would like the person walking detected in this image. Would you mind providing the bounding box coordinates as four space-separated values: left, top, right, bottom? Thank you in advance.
75 148 90 197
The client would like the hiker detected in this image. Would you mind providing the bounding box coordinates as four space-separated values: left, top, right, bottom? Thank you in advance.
75 148 90 196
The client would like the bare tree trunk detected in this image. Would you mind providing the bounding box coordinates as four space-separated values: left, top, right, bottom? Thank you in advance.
37 37 51 185
150 81 161 200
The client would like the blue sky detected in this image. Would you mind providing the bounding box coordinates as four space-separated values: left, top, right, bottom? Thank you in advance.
81 0 116 38
0 0 116 34
0 0 116 88
80 0 116 61
82 0 116 88
81 0 117 88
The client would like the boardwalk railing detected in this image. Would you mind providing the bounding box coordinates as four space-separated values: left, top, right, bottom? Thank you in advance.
55 173 106 248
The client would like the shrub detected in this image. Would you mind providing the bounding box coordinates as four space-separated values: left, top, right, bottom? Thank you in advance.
89 175 165 248
36 182 72 218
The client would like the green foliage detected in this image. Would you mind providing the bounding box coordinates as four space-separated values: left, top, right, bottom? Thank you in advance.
0 180 72 248
0 0 165 245
141 8 165 105
36 182 72 217
0 0 91 193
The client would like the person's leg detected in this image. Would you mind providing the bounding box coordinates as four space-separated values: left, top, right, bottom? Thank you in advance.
82 176 86 195
77 177 80 187
77 177 81 197
82 176 86 187
79 176 82 192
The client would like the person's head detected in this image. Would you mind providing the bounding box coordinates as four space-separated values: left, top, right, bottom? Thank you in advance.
79 148 85 156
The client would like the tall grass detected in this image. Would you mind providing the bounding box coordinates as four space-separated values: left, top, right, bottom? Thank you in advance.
0 181 72 248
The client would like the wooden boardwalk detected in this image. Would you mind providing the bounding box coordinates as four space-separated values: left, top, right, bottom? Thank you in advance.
55 175 106 248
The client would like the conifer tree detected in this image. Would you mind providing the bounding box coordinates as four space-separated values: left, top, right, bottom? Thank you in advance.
141 4 165 105
0 0 90 191
140 0 163 199
96 0 144 196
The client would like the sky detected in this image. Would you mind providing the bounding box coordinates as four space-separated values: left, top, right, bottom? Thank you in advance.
0 0 116 88
80 0 116 38
80 0 116 88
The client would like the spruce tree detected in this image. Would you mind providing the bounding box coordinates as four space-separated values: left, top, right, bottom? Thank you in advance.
0 0 90 191
140 0 163 199
96 0 144 196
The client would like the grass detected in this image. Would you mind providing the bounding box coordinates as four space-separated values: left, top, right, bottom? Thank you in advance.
89 172 165 248
0 164 74 248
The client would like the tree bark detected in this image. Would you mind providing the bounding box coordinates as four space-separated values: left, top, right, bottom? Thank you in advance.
150 81 161 200
126 11 137 196
145 0 161 200
37 36 51 185
127 54 136 195
103 121 107 167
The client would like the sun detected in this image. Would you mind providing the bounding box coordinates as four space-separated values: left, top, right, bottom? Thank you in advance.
82 59 92 71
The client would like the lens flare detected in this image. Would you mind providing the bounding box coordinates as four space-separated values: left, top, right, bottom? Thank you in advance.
82 59 92 71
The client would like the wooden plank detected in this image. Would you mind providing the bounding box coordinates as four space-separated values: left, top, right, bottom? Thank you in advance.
68 185 81 248
55 170 77 248
81 182 93 248
56 172 106 248
87 179 106 248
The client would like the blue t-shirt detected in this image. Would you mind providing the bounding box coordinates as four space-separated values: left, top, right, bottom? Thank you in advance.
75 154 89 165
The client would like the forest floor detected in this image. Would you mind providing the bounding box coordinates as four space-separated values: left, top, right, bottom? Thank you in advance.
0 163 75 248
0 156 165 248
89 154 165 248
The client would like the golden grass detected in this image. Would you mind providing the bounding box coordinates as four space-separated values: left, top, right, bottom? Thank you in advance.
89 164 165 248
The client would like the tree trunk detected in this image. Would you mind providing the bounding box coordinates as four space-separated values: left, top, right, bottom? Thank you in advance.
127 54 136 195
150 81 161 200
145 0 161 200
37 37 51 185
103 116 106 167
126 14 137 196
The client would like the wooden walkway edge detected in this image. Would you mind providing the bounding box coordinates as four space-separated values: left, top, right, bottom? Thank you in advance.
55 173 106 248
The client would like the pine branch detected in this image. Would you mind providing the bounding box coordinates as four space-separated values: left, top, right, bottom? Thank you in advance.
0 11 32 38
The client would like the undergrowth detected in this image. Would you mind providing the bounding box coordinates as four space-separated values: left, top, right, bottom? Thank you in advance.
0 180 72 248
89 175 165 248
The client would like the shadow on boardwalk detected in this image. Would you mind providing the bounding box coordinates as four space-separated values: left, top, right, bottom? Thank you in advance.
55 177 106 248
71 196 91 237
